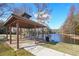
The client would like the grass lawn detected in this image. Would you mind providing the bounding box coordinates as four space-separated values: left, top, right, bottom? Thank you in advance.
0 34 34 56
41 42 79 56
0 43 34 56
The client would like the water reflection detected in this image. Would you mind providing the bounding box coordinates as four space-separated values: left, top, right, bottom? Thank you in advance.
50 34 79 45
50 34 62 42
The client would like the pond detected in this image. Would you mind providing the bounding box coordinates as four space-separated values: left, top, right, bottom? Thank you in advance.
49 34 62 42
49 34 79 44
38 34 63 42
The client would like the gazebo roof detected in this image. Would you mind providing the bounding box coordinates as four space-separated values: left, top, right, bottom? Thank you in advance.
4 14 46 28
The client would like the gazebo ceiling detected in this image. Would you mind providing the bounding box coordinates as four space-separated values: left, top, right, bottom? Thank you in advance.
4 14 46 28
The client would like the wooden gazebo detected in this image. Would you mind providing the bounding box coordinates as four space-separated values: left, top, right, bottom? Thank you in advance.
4 13 46 49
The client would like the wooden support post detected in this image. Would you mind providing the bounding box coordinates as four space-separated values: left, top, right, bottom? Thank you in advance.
34 26 37 44
16 23 19 49
38 28 40 39
29 28 31 38
30 28 31 39
42 27 43 39
27 28 28 38
25 28 27 39
6 27 8 41
43 28 44 39
74 35 75 44
19 28 22 39
37 28 38 38
9 26 12 44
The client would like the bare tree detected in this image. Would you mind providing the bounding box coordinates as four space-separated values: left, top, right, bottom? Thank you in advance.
11 4 33 16
34 3 52 26
0 3 8 16
0 3 8 27
0 20 4 27
34 3 52 40
12 7 26 16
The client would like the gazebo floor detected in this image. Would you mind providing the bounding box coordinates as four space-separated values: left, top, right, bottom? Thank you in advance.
6 39 45 50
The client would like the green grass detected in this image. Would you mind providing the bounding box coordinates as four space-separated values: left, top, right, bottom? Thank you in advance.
41 42 79 56
15 49 34 56
0 43 34 56
0 34 34 56
0 43 15 56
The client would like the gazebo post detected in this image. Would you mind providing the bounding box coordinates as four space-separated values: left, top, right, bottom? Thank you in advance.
30 28 31 39
6 27 8 41
29 28 31 38
42 27 44 39
29 28 30 38
25 28 27 38
38 28 39 39
16 22 19 49
34 25 37 44
43 27 45 40
30 28 31 38
37 28 38 38
19 28 22 39
38 28 40 39
27 28 28 38
9 26 12 44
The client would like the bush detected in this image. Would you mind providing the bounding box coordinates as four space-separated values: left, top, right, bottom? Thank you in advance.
0 27 6 34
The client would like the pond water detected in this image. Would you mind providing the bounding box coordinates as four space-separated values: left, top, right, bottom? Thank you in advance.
49 34 79 44
38 34 63 42
28 33 79 44
49 34 62 42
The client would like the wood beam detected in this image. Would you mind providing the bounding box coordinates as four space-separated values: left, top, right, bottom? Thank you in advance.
19 28 22 39
34 26 37 44
16 22 19 49
9 26 12 44
6 27 8 41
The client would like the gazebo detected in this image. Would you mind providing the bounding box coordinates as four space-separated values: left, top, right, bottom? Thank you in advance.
4 13 46 49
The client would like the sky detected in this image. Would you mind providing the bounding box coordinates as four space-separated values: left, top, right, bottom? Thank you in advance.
0 3 79 29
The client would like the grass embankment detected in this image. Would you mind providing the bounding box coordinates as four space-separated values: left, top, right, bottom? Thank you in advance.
0 34 34 56
41 42 79 56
